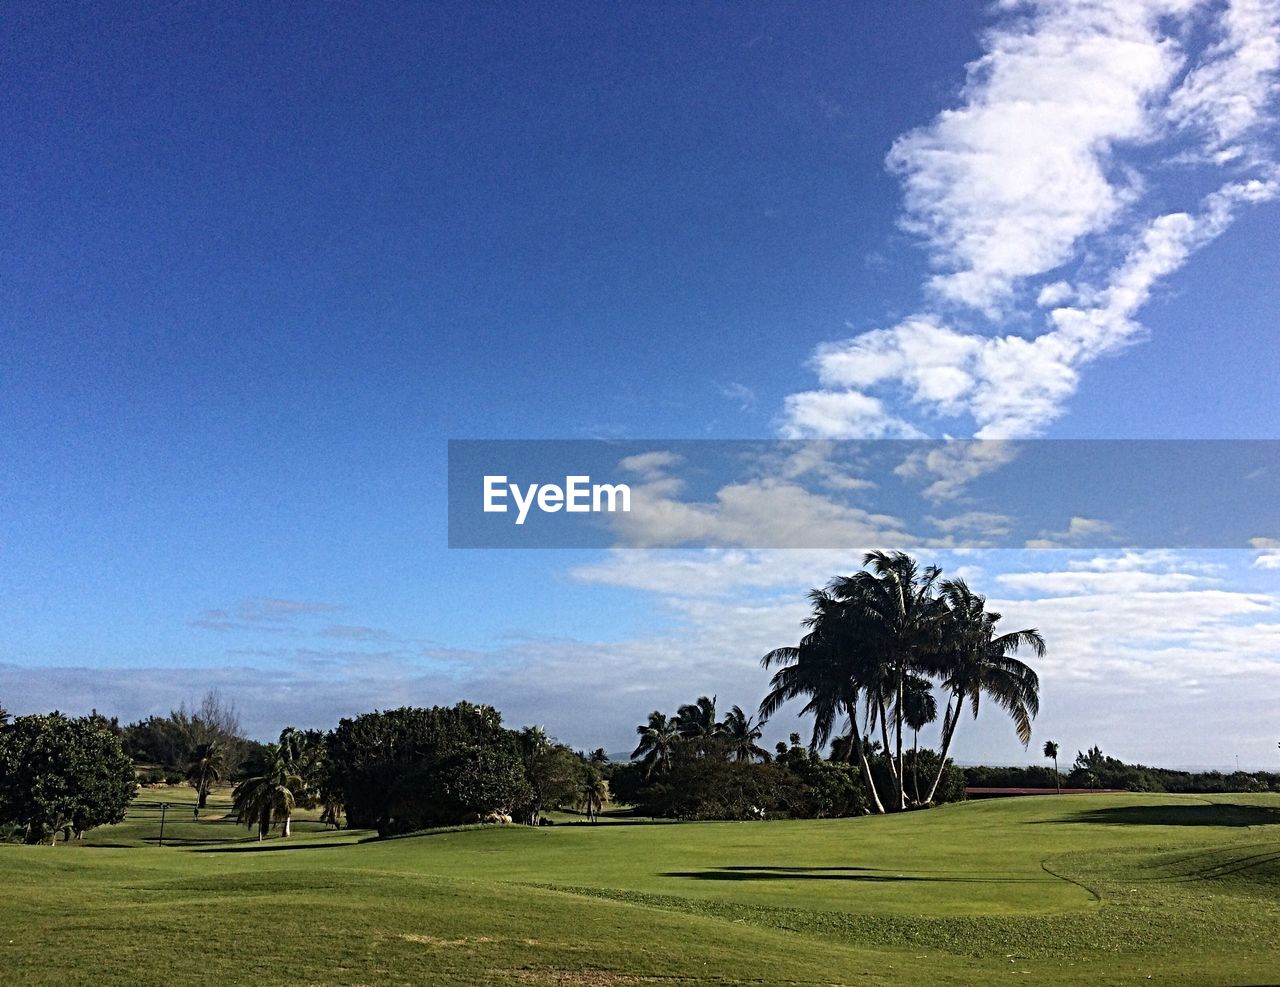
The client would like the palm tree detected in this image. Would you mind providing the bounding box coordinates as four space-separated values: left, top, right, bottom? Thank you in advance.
1043 740 1061 794
676 695 722 753
902 675 937 804
631 712 681 778
829 551 947 810
761 589 888 814
183 741 225 810
232 744 303 840
922 579 1044 804
719 705 771 763
580 773 608 823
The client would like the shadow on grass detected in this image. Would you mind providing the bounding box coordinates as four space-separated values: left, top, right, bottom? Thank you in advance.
662 866 1051 884
193 839 365 853
1055 803 1280 828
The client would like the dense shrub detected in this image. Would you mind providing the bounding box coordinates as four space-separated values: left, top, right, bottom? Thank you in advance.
328 703 530 835
634 756 807 820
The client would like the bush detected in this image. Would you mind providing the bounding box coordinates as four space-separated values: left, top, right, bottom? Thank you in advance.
634 756 806 820
328 703 530 836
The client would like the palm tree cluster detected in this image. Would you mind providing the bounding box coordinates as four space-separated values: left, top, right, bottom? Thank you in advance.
632 696 770 777
761 551 1044 814
231 728 333 840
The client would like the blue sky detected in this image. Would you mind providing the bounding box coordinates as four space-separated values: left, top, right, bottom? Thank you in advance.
3 2 1279 768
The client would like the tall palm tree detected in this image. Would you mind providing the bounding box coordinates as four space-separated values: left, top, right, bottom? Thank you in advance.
1043 740 1061 794
580 773 608 823
232 744 303 840
902 675 937 804
719 705 771 763
923 579 1044 804
761 589 887 814
676 695 722 753
631 711 680 778
829 551 947 810
183 741 225 810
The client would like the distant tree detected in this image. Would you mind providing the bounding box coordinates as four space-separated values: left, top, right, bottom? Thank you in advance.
0 713 136 843
902 674 938 803
327 703 528 835
676 696 723 754
232 743 302 840
1043 740 1061 794
0 704 8 726
184 741 225 809
580 772 608 822
588 747 609 765
519 727 584 823
719 705 771 763
631 711 681 778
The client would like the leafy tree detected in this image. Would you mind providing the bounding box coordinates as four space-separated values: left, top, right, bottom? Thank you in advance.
1043 740 1061 794
774 738 867 817
0 713 136 843
587 748 609 765
232 743 303 840
183 741 225 809
327 703 528 835
519 727 585 823
719 705 771 763
635 757 805 821
631 711 681 778
922 579 1043 803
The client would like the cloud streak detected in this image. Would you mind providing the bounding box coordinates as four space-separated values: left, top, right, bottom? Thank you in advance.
784 0 1280 443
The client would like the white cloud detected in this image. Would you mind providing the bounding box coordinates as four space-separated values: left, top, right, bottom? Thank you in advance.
782 0 1280 444
1168 0 1280 159
888 0 1191 313
780 389 925 439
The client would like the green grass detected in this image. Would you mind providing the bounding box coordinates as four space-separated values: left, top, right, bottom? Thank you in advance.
3 789 1279 985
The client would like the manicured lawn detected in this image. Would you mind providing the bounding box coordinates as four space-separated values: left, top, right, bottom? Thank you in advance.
3 789 1278 984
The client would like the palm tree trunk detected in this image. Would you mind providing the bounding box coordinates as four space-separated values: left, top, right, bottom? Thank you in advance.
1054 756 1060 794
847 701 885 815
876 696 899 787
912 729 921 804
258 806 269 841
281 813 291 838
895 666 906 810
924 690 964 804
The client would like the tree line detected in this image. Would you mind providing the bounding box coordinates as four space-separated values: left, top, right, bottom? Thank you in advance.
2 552 1051 840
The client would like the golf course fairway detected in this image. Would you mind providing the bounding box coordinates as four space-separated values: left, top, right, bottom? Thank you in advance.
3 790 1278 985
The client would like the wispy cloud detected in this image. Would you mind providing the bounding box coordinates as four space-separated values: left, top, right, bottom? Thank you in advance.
783 0 1280 443
189 598 345 632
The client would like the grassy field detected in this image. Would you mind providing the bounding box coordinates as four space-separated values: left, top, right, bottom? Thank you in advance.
2 788 1279 985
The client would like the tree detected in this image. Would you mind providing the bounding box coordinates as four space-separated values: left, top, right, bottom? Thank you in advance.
828 551 947 810
232 743 302 840
761 589 888 813
327 703 528 835
719 705 771 763
519 727 584 823
631 711 681 779
676 696 723 753
183 741 225 810
922 579 1044 804
580 772 608 822
902 675 938 804
1043 740 1061 794
0 713 136 843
